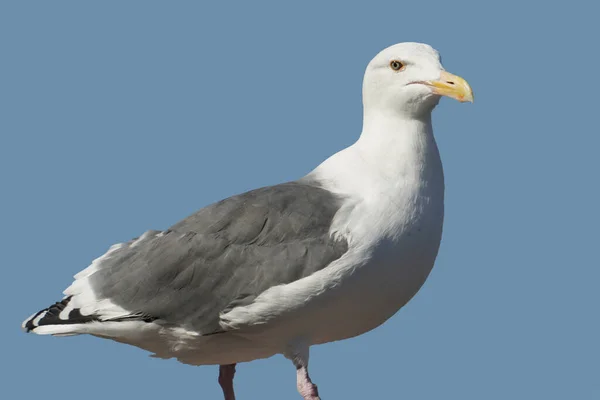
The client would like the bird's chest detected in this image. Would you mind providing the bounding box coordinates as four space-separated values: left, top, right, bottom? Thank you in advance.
358 191 443 295
309 192 443 344
352 182 444 260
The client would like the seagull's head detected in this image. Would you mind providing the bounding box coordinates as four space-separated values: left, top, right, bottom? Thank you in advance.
363 42 473 118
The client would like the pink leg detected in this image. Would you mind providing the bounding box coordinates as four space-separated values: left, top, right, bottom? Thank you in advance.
218 364 236 400
296 364 321 400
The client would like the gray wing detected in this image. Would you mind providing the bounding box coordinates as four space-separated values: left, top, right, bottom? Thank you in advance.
88 180 348 334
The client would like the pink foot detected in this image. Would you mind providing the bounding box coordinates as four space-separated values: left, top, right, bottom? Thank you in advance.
218 364 236 400
297 365 321 400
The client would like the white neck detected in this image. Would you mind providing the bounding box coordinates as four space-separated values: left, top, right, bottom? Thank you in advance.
358 109 437 181
311 109 444 201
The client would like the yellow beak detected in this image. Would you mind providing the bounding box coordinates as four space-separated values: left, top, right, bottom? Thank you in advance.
423 71 474 103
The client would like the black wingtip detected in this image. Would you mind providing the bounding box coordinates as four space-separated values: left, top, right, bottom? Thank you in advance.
23 296 101 332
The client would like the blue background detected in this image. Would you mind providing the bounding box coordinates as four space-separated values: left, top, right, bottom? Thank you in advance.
2 1 598 399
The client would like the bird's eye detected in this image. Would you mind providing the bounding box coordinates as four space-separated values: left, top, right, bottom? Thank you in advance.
390 60 405 71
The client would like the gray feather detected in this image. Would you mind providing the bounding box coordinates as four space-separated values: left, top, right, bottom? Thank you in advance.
89 180 348 334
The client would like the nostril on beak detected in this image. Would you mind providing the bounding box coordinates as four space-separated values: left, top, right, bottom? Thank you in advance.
447 81 455 85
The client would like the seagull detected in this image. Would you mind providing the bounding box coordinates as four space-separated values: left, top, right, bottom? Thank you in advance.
23 42 473 400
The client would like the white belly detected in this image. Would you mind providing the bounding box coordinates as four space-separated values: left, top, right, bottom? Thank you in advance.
309 228 442 344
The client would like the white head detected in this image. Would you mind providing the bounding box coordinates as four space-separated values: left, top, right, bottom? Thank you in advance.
363 42 473 119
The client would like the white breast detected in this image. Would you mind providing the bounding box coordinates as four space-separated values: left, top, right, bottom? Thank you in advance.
301 117 445 344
